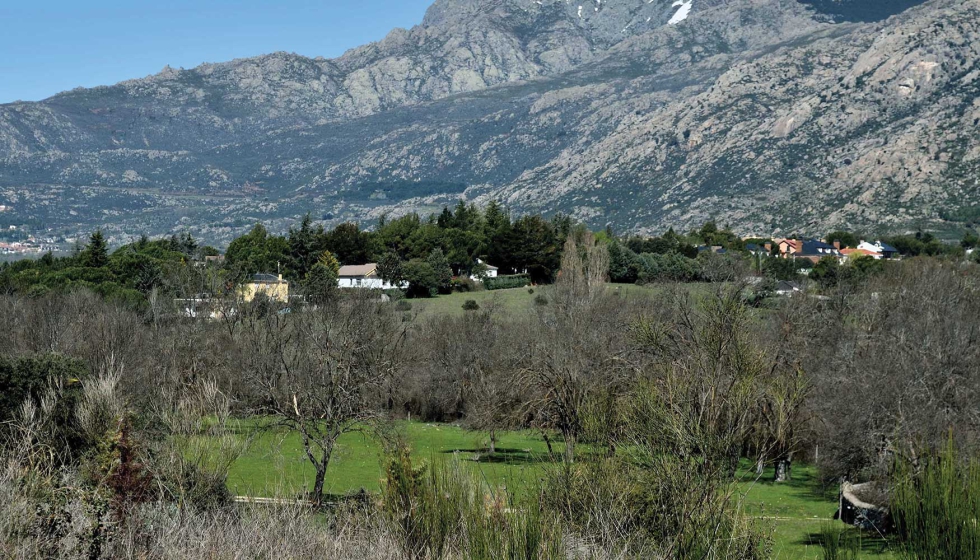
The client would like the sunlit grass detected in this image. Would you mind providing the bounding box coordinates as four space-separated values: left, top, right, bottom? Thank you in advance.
224 421 897 558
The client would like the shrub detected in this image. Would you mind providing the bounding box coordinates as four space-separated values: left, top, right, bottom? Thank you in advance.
394 300 412 312
462 300 480 311
484 274 531 291
451 277 478 293
534 294 549 306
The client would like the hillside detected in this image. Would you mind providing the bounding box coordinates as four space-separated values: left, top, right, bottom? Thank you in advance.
3 0 977 243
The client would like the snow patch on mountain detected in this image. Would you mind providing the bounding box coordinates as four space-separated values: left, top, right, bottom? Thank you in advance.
668 0 692 24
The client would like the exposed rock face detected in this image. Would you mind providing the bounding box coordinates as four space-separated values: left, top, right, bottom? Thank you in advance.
3 0 975 243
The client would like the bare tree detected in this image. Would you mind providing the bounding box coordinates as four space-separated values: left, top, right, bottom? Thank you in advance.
633 283 772 475
520 232 630 462
242 294 409 504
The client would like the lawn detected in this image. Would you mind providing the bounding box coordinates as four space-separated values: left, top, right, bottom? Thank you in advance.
227 421 558 499
407 282 707 319
734 463 895 559
225 421 895 559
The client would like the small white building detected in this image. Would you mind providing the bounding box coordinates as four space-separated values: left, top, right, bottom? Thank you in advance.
469 259 499 281
338 263 403 289
857 241 899 259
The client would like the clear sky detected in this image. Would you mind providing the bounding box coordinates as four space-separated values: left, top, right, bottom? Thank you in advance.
0 0 435 104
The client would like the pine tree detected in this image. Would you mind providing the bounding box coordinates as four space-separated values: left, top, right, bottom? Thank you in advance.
82 230 109 268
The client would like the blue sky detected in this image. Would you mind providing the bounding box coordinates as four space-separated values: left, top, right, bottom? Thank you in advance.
0 0 434 103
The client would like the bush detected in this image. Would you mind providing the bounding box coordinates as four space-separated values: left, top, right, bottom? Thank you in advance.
451 277 478 293
462 300 480 311
528 288 534 294
636 252 701 283
394 300 412 312
534 294 549 306
484 274 531 291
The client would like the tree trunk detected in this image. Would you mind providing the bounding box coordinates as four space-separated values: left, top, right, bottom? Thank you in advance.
756 456 765 476
488 430 497 455
774 454 792 483
563 431 576 463
310 440 335 506
312 465 327 506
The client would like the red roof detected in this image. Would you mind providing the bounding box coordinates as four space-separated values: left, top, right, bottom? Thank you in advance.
841 248 880 258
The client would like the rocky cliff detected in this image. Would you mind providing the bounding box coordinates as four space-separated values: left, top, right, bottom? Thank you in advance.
3 0 976 243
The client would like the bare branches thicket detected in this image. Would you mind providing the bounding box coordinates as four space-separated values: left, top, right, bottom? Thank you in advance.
806 259 980 480
521 232 632 462
425 304 524 453
632 284 769 475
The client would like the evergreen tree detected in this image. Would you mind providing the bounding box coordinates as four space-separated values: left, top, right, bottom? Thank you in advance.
82 230 109 268
426 248 454 294
304 256 339 305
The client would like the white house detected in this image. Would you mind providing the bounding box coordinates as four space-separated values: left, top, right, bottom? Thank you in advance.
338 263 403 289
857 241 899 259
469 258 499 281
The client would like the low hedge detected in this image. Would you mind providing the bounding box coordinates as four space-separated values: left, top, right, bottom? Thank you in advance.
483 274 531 291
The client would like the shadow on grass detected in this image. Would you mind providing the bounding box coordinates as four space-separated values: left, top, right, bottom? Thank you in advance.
439 447 557 466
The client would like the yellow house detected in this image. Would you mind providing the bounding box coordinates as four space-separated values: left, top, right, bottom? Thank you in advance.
240 273 289 303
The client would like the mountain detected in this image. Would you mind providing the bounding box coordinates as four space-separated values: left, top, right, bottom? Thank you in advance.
2 0 977 244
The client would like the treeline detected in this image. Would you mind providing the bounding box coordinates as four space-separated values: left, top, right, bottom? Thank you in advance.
3 204 980 310
0 232 218 307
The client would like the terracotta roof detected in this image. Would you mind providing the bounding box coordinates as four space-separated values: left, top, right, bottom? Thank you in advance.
338 264 378 278
841 248 880 258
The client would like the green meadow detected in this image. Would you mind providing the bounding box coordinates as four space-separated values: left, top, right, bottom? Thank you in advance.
225 422 895 559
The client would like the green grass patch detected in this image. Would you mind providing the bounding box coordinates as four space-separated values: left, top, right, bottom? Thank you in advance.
227 422 896 558
227 421 560 500
734 462 896 559
409 282 702 319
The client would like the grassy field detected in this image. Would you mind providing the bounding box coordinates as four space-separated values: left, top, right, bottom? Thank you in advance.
225 422 894 559
227 422 557 499
407 282 702 318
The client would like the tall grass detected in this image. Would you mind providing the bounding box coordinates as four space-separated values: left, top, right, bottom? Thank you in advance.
890 440 980 559
819 523 860 560
380 444 565 559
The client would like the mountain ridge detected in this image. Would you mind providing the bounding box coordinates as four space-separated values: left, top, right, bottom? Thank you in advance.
3 0 976 245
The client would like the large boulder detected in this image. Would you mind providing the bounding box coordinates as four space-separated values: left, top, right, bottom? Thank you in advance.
835 481 890 533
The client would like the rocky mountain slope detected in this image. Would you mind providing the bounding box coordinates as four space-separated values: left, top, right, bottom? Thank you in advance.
2 0 975 243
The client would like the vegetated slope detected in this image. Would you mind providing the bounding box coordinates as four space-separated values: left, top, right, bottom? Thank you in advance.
4 0 975 242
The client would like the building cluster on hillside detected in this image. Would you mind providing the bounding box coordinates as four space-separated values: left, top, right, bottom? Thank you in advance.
770 238 900 263
0 239 60 256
